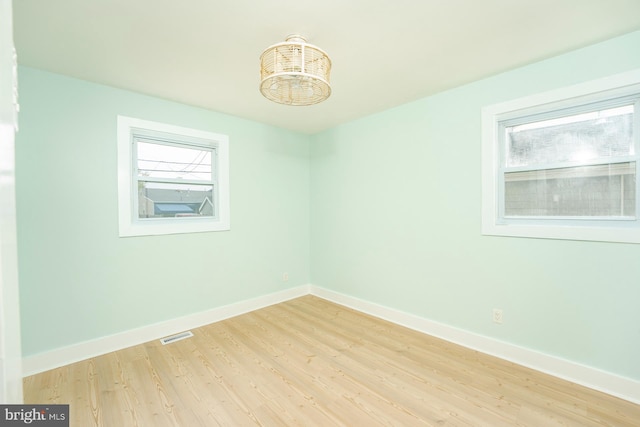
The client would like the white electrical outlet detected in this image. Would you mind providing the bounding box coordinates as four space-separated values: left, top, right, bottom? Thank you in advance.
493 309 503 324
283 272 289 282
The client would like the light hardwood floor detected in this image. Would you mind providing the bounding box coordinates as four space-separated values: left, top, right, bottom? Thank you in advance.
24 295 640 426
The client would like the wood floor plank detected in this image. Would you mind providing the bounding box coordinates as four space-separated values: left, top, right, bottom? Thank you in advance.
23 295 640 426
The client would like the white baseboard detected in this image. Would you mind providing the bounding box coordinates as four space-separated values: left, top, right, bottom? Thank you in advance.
22 285 310 377
309 285 640 405
22 283 639 405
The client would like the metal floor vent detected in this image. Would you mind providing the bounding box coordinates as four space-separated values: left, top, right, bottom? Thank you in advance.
160 331 194 345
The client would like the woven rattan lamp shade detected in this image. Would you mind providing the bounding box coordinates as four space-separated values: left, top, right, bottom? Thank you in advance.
260 35 331 106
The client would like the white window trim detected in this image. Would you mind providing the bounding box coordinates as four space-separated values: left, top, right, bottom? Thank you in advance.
117 116 230 237
482 68 640 244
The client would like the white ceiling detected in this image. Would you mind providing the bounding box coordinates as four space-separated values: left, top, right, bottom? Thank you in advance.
12 0 640 134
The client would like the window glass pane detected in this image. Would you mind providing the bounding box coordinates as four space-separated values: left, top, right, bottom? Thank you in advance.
506 105 634 167
138 182 214 219
504 162 636 218
137 140 212 181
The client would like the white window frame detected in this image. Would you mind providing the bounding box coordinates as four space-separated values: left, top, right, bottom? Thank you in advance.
482 69 640 244
117 116 230 237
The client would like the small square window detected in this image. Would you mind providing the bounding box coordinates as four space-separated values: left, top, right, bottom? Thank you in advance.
117 116 229 237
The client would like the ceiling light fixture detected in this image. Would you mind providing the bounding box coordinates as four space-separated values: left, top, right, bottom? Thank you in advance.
259 35 332 106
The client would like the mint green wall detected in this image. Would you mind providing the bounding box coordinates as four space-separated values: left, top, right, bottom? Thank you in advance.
310 31 640 380
16 67 310 357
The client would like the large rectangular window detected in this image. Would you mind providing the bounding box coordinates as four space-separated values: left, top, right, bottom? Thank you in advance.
117 116 229 237
502 103 636 219
482 69 640 243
